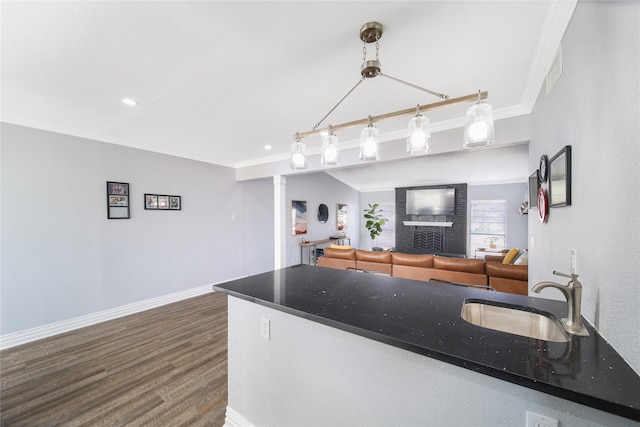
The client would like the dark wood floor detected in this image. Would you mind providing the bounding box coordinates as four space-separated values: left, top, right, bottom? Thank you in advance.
0 292 228 426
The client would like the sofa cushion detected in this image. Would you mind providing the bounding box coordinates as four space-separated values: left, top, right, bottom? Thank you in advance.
356 250 392 264
392 253 434 268
433 257 485 274
513 250 529 265
502 248 520 264
486 261 528 281
323 247 356 260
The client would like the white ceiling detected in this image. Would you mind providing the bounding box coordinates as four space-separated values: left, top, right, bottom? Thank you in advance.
1 1 575 189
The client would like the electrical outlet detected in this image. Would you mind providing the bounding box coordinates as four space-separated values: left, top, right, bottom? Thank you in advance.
526 410 558 427
260 317 270 340
570 249 577 274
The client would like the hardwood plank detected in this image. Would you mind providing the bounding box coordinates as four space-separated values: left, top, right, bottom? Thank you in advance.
0 292 228 426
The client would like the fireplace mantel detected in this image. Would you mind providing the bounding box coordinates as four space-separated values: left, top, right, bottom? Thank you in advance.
402 221 453 227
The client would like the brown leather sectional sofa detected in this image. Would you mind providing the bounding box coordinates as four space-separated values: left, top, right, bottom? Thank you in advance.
317 248 528 295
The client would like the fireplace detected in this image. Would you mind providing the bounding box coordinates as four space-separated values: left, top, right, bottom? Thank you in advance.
395 184 467 256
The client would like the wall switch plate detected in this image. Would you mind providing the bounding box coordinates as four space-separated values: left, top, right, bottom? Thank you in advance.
526 410 558 427
570 249 577 274
260 317 270 340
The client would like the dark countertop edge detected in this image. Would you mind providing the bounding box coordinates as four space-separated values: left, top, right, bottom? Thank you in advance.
214 286 640 423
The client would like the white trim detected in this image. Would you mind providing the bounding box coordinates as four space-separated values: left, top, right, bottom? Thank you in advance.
403 221 453 227
0 276 246 350
520 0 578 112
224 406 254 427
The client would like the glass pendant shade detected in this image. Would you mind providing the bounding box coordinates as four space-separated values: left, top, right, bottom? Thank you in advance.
407 114 430 155
359 124 380 161
320 132 340 166
463 101 495 148
290 140 307 169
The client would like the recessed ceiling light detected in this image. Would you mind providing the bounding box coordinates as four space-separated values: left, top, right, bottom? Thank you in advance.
264 145 272 150
122 98 139 106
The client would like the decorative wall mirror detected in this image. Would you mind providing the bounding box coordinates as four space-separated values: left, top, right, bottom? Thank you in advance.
318 204 329 223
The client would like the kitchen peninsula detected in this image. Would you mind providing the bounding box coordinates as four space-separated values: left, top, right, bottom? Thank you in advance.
214 265 639 426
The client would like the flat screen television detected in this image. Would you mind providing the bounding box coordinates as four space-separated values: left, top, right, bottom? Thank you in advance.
406 188 456 215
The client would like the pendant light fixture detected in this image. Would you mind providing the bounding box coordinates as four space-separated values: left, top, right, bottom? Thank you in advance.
290 135 307 170
320 126 340 166
290 22 494 169
359 116 379 161
407 105 430 155
463 91 496 148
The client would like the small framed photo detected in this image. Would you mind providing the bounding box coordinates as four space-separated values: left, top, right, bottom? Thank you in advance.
169 196 181 210
107 181 130 219
549 145 572 207
145 194 158 209
109 195 129 207
158 195 169 209
108 182 129 196
528 171 539 210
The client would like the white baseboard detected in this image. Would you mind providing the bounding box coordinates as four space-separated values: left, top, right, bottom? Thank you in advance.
0 276 245 351
224 406 254 427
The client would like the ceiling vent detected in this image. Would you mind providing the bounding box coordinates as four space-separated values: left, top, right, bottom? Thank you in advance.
546 46 563 96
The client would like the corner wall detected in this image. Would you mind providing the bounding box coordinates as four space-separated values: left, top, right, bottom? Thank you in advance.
528 1 640 371
284 172 360 266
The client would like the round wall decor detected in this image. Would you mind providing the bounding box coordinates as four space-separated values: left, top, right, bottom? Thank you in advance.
537 188 548 223
538 154 549 184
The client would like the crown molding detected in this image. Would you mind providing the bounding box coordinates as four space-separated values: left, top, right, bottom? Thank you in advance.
520 0 578 112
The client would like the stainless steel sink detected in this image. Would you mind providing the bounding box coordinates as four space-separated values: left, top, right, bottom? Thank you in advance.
461 300 569 342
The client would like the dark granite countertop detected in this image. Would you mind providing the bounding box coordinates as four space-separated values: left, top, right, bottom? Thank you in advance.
213 265 640 422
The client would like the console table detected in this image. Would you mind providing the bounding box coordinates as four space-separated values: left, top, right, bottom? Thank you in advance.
474 248 508 259
299 237 350 265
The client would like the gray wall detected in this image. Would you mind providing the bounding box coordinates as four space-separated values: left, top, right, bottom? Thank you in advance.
468 183 529 255
528 1 639 371
284 172 360 266
0 123 274 334
227 296 634 427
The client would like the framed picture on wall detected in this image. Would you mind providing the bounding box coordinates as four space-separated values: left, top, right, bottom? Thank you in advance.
169 196 181 210
291 200 307 235
528 171 539 210
158 195 169 209
145 194 158 209
549 145 572 207
337 203 347 231
107 181 130 219
145 194 181 211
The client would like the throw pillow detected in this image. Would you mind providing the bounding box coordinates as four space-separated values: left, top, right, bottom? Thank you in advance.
513 250 529 265
330 244 351 249
502 248 520 264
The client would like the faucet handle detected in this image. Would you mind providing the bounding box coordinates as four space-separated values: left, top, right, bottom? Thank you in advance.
553 270 579 280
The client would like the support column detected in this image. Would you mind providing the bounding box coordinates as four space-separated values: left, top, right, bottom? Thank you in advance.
273 175 287 269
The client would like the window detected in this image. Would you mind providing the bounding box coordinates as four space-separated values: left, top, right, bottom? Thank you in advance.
469 200 507 255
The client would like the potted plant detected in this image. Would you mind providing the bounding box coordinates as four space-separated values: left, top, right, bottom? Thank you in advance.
363 203 388 250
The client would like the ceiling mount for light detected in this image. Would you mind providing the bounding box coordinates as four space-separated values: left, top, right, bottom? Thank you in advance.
290 22 494 169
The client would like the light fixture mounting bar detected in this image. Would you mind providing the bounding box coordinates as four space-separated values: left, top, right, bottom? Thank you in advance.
296 91 488 139
380 73 449 100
